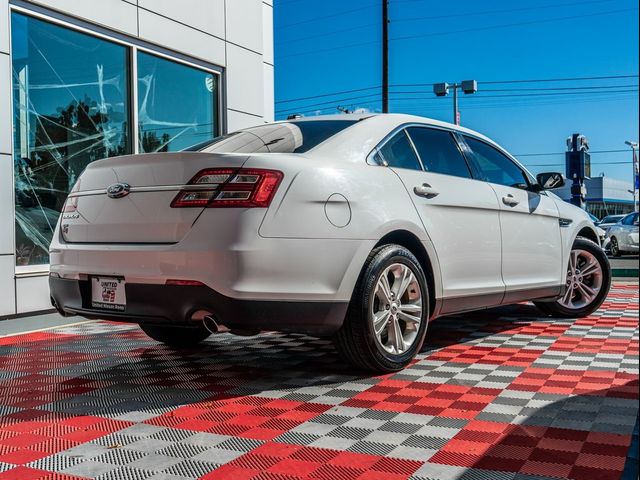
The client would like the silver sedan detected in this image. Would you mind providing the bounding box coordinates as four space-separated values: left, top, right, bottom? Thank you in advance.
606 212 639 256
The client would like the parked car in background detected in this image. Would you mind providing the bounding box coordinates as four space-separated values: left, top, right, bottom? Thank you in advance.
598 214 625 232
606 212 639 257
49 114 611 372
595 226 608 249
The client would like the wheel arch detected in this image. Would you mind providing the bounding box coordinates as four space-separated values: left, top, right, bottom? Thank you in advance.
374 230 438 319
575 226 599 245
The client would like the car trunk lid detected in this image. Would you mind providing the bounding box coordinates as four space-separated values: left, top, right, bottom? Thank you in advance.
61 152 250 244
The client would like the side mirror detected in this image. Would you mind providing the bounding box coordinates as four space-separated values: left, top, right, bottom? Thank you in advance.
536 172 565 190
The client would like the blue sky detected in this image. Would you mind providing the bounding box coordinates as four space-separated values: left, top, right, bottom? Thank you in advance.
273 0 639 182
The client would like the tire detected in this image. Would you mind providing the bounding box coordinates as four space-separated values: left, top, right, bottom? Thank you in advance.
610 237 622 257
140 324 211 347
534 237 611 318
333 244 430 372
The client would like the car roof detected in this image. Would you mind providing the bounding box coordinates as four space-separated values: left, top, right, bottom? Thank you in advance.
287 113 491 139
300 113 515 167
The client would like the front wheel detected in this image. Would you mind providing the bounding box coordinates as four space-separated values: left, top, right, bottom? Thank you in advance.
535 238 611 318
140 324 211 347
333 244 429 372
609 236 622 257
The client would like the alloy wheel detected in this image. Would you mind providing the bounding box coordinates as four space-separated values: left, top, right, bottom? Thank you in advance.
559 249 604 310
610 238 619 257
370 263 423 354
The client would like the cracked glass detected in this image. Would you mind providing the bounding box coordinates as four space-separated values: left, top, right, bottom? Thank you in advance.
11 13 130 266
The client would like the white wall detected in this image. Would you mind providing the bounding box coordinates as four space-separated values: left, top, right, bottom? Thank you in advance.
0 2 14 316
0 0 274 316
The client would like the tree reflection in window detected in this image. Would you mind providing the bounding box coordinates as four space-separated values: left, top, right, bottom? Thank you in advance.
11 13 130 266
137 51 217 153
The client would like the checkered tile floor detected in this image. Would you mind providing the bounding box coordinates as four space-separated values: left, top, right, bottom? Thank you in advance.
0 283 637 480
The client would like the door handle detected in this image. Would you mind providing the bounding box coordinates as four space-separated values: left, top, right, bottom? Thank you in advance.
502 194 519 206
414 183 439 198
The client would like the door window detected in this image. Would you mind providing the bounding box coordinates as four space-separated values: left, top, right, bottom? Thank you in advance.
378 131 422 171
464 136 529 189
621 213 638 226
406 127 472 178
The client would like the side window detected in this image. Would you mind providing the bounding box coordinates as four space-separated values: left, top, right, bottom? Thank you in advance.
622 214 637 226
378 130 423 171
464 136 529 189
406 127 471 179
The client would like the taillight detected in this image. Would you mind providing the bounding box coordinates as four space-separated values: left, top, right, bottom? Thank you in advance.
171 168 283 208
63 180 81 212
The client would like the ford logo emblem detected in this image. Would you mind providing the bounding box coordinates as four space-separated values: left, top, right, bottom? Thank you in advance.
106 183 131 199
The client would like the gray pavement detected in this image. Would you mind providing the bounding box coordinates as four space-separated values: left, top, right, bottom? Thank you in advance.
0 311 92 337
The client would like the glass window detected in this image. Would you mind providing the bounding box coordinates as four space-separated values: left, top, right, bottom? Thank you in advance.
464 136 529 188
187 120 357 154
406 127 471 178
11 13 130 266
378 131 422 171
137 52 218 153
621 213 638 225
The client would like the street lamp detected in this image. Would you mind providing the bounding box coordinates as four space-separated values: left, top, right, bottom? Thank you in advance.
625 140 638 212
433 80 478 125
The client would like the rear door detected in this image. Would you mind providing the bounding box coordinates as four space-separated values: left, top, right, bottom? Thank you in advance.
377 126 504 310
462 135 563 300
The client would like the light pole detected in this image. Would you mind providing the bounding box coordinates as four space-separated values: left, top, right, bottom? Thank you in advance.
433 80 478 125
625 140 638 212
382 0 389 113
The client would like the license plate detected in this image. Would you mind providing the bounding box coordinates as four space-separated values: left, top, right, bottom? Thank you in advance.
91 276 126 311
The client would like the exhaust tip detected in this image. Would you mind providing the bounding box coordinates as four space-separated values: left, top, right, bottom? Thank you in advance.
203 315 220 335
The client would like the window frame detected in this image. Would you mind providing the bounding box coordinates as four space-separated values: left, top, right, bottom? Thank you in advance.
457 133 536 190
405 126 473 179
9 3 224 274
367 123 477 178
9 4 224 158
375 129 424 172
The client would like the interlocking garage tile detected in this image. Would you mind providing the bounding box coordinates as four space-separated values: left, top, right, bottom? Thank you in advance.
476 390 639 434
550 335 639 355
391 360 524 388
532 350 639 372
0 283 637 479
508 367 638 398
429 345 546 367
343 378 502 419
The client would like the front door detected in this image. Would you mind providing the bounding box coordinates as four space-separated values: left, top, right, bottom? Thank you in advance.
376 126 504 311
462 136 563 301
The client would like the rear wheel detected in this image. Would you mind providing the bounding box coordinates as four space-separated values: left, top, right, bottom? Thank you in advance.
535 238 611 318
334 245 429 372
140 324 211 347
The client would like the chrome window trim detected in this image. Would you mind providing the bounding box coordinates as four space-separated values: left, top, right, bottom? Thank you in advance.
405 125 474 179
457 132 536 187
367 122 476 177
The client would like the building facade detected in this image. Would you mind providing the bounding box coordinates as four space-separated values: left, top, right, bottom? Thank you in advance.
552 176 636 219
1 0 274 317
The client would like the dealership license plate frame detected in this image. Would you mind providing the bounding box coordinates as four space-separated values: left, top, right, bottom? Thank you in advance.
90 276 126 312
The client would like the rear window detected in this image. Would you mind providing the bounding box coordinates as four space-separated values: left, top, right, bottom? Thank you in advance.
184 120 358 154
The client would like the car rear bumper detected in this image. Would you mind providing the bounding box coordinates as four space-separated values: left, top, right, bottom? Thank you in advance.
49 276 348 337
